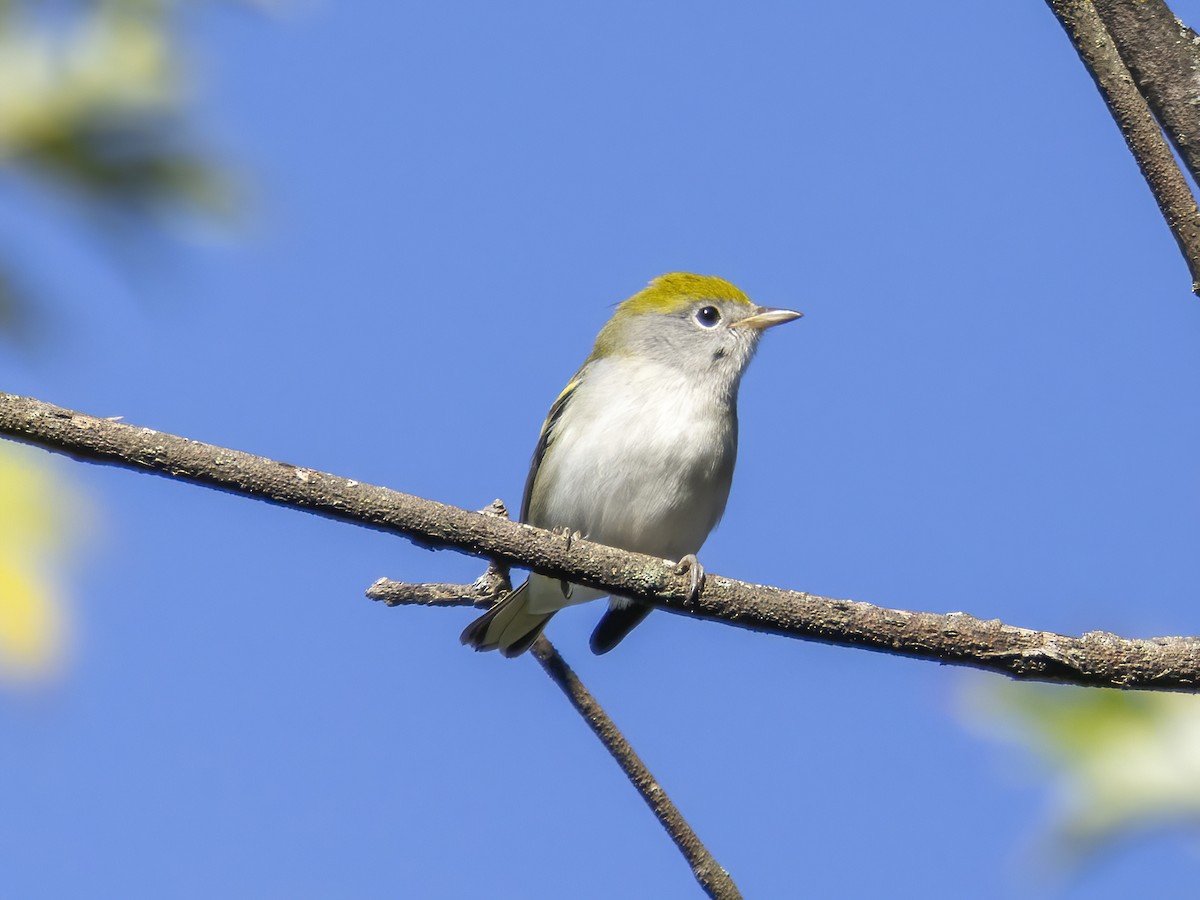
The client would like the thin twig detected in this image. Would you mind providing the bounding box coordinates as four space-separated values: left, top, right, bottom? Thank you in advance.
367 576 742 900
530 637 742 900
1047 0 1200 293
4 391 1200 691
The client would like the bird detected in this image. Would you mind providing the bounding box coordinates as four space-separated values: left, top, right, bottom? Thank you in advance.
460 273 801 657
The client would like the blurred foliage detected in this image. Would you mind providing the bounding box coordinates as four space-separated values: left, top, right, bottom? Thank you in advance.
969 681 1200 866
0 0 235 335
0 443 80 681
0 0 228 206
0 0 235 681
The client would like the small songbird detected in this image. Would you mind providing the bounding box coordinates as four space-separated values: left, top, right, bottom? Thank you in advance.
460 273 801 657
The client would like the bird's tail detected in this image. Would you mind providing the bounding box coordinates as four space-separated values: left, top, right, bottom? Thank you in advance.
459 582 554 657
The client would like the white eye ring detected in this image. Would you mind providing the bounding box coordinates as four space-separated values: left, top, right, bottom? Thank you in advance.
695 305 721 327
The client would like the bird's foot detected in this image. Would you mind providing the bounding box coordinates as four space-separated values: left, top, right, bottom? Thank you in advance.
554 526 584 551
674 554 705 604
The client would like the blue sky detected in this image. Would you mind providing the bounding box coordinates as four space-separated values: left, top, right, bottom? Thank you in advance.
4 1 1200 897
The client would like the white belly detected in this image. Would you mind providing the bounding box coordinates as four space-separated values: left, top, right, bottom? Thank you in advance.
523 356 736 614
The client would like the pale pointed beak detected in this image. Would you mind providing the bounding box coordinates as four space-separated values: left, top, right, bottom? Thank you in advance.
733 306 803 331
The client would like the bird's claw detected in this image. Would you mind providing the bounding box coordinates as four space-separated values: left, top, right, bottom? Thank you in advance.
555 526 583 551
675 554 705 604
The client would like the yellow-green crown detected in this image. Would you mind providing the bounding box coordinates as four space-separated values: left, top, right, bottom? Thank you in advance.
617 273 752 317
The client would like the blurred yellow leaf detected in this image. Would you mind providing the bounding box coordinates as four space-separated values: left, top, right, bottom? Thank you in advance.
0 443 81 682
0 555 62 679
0 440 62 552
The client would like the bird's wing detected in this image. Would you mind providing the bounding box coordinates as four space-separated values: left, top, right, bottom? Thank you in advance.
521 373 581 522
589 602 654 654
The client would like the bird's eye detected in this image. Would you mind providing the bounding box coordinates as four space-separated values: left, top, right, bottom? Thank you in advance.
695 306 721 327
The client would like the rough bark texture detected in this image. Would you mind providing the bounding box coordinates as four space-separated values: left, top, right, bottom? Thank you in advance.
4 391 1200 691
1048 0 1200 293
1093 0 1200 186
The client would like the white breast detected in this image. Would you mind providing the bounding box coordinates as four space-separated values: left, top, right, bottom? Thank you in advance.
529 355 737 562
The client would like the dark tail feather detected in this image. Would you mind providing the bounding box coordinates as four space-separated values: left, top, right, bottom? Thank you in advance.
460 582 554 658
589 602 653 655
500 620 548 658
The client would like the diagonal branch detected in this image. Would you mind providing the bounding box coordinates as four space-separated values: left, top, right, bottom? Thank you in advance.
1091 0 1200 190
1046 0 1200 293
3 390 1200 691
373 567 741 897
368 573 741 899
528 636 741 899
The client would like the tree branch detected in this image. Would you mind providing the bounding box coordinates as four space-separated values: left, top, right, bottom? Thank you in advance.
372 563 743 897
368 576 741 899
1047 0 1200 294
528 636 741 899
1091 0 1200 189
3 390 1200 691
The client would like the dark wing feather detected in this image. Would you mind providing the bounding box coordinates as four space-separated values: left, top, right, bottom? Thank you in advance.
590 603 654 654
521 374 581 522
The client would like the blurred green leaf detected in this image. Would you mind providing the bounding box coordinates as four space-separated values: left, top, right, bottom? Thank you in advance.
967 681 1200 865
0 0 239 338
